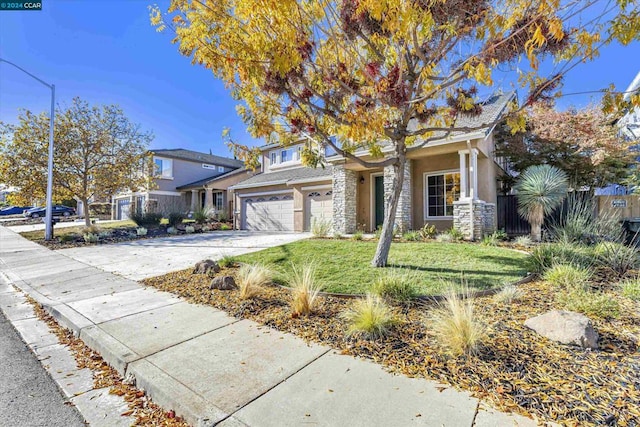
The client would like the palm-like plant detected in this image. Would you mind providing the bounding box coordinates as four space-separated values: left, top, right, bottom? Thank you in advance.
515 165 568 242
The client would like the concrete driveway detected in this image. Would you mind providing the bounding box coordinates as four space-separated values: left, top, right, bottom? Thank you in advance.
56 231 309 281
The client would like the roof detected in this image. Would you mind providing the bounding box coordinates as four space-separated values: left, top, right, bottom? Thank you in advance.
151 148 244 169
176 168 253 190
229 165 333 190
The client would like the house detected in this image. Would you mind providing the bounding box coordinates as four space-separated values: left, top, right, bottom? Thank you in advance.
112 148 247 220
230 91 514 239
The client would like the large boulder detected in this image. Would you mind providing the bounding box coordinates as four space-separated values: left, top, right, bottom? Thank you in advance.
210 276 237 291
524 310 598 349
192 259 220 275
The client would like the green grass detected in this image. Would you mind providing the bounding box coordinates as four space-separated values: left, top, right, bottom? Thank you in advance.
20 220 136 241
235 239 528 295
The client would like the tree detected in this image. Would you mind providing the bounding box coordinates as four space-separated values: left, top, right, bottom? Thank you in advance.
495 102 633 190
152 0 640 267
515 164 568 241
0 97 153 227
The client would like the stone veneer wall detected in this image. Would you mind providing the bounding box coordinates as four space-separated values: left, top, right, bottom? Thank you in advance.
332 164 357 234
453 200 496 240
383 160 412 232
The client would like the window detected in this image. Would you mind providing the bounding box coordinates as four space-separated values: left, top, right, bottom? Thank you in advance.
214 192 224 211
270 152 277 165
218 166 225 172
426 172 460 217
154 157 173 178
281 150 288 162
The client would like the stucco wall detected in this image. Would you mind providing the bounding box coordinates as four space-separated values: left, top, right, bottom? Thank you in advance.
154 157 233 192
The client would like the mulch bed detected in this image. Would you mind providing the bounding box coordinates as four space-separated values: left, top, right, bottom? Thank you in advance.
142 267 640 426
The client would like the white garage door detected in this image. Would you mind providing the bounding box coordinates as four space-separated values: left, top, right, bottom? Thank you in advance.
305 190 333 231
243 194 294 231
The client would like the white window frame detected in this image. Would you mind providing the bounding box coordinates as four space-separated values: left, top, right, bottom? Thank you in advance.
270 152 277 165
281 149 288 163
214 192 224 211
424 170 460 220
153 157 173 179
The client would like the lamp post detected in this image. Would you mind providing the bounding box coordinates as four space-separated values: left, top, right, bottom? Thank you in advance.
0 58 56 240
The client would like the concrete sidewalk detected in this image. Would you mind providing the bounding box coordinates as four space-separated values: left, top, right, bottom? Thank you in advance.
0 227 536 427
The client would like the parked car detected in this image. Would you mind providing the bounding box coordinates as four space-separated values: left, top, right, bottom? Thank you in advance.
0 206 32 216
23 205 76 218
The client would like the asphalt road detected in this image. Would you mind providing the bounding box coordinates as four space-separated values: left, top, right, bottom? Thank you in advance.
0 311 85 427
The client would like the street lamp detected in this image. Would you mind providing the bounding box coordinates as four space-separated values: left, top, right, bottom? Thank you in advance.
0 58 56 240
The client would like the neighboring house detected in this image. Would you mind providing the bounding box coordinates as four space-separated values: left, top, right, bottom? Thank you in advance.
231 91 514 239
112 148 247 220
597 70 640 196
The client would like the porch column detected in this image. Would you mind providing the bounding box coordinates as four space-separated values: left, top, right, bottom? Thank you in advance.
204 188 214 209
190 189 198 211
332 164 357 234
383 160 412 232
458 151 468 199
470 149 478 201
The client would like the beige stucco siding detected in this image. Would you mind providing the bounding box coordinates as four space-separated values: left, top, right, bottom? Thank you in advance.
154 158 233 192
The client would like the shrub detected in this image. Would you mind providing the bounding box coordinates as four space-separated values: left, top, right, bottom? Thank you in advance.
514 235 533 247
236 264 272 299
167 212 185 227
558 289 620 318
167 226 178 235
289 263 323 316
136 227 148 236
448 227 464 241
435 233 453 243
525 243 591 274
185 225 195 234
418 223 437 240
201 225 212 232
351 230 364 241
130 212 162 227
220 223 231 231
98 230 112 239
342 294 395 339
311 219 332 237
620 278 640 301
402 231 421 241
481 234 499 246
81 225 101 235
493 229 508 241
333 231 343 239
59 233 78 243
371 270 420 303
216 209 229 222
218 255 237 268
543 264 592 290
430 289 486 357
593 241 639 277
83 233 99 243
493 285 523 304
193 207 214 224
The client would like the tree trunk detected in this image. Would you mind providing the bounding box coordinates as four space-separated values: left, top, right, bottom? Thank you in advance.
83 197 91 228
531 222 542 242
371 153 406 267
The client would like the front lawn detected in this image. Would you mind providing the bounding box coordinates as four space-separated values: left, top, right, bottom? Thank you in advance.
234 239 528 294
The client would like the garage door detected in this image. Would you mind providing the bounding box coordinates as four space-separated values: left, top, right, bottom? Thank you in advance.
305 190 333 231
243 194 294 231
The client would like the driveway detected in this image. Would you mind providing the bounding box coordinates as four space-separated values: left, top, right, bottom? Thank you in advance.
56 231 310 281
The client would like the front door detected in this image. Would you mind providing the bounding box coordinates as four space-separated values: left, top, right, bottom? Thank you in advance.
374 175 385 229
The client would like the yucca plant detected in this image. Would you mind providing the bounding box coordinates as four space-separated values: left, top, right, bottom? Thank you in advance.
514 165 568 242
342 294 395 339
236 264 272 299
289 263 323 316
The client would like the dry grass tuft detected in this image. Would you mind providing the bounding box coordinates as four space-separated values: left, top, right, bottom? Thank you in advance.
493 284 523 304
342 294 395 339
235 263 272 299
289 263 323 316
430 288 486 357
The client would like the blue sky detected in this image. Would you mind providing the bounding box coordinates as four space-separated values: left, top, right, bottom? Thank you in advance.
0 0 638 157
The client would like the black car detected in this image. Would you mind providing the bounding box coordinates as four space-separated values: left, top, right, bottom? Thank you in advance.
0 206 32 216
23 205 76 218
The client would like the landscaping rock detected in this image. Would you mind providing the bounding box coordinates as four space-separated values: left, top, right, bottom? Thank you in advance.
524 310 598 349
192 259 220 275
210 276 236 291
